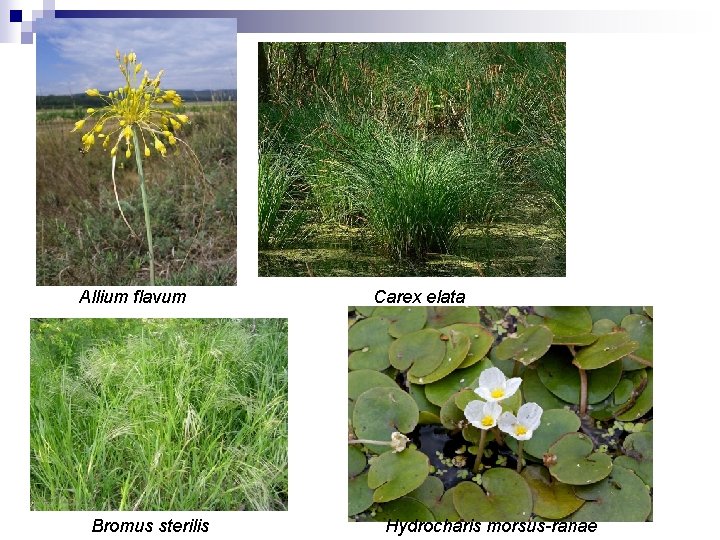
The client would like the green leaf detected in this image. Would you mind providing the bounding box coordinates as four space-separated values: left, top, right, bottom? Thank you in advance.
621 314 653 366
352 387 419 454
614 431 652 487
348 369 398 401
508 409 581 460
521 368 568 410
592 319 618 336
572 465 651 521
426 307 480 328
374 306 428 337
408 384 441 424
573 332 639 370
349 445 367 477
616 369 652 421
535 307 592 341
388 328 445 377
452 469 533 521
348 316 393 371
368 448 430 503
537 348 623 404
547 433 613 485
588 307 632 325
521 465 584 519
424 358 493 406
407 330 471 385
441 323 494 369
348 472 374 515
494 325 553 365
373 497 435 521
406 476 460 521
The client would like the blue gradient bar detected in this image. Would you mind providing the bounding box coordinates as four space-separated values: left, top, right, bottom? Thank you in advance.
52 10 703 33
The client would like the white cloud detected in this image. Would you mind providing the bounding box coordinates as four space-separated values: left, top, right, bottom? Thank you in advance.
37 18 236 93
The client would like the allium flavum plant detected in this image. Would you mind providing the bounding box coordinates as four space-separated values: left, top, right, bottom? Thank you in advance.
72 50 190 285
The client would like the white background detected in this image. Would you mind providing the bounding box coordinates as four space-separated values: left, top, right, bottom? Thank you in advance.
1 0 719 537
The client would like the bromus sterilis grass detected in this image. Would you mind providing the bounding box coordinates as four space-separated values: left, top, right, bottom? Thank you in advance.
30 319 288 511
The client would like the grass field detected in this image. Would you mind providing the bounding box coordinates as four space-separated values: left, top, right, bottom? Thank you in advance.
30 318 288 511
36 102 237 285
259 43 565 277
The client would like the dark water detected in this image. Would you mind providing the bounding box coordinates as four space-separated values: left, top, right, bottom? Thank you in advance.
259 224 565 277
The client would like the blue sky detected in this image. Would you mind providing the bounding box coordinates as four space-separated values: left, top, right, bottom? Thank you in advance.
36 18 237 95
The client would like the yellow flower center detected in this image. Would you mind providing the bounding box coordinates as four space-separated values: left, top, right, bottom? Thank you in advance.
515 425 528 436
481 416 494 427
490 388 504 399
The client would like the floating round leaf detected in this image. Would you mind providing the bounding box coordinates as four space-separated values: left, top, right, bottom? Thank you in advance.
494 325 553 365
521 368 568 411
616 369 652 421
440 391 467 430
591 319 617 336
388 328 445 377
588 307 632 325
407 330 471 385
521 465 584 519
573 332 639 370
406 476 459 521
508 409 582 460
348 472 374 515
355 306 376 317
374 306 428 337
348 316 393 371
621 314 653 366
547 433 613 485
614 431 652 487
348 369 398 402
426 307 479 328
534 307 592 341
538 348 623 404
372 496 435 521
368 447 430 503
571 464 651 521
349 445 367 477
424 358 493 406
452 469 533 521
441 323 494 368
408 384 441 424
352 387 419 454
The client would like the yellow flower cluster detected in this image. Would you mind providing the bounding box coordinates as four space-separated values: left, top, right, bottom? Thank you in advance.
72 50 189 159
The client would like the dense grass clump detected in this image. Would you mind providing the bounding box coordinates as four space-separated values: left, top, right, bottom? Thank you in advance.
37 103 237 285
30 318 288 511
258 150 307 248
259 42 566 276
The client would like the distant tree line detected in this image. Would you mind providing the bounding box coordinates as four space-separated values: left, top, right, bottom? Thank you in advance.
37 89 237 109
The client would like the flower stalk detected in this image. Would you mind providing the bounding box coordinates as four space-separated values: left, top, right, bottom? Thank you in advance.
473 428 488 474
132 128 155 285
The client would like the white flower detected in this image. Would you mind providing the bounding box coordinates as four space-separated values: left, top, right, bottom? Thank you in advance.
498 402 543 441
390 432 410 453
464 400 502 430
474 367 522 402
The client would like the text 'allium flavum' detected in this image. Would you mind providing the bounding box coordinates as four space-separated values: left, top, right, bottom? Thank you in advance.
474 367 522 402
72 50 189 159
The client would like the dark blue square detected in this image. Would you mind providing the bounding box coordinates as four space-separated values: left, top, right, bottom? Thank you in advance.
10 10 22 23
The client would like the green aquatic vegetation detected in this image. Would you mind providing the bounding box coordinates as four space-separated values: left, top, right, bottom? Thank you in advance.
348 306 652 522
31 318 288 511
259 42 566 275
